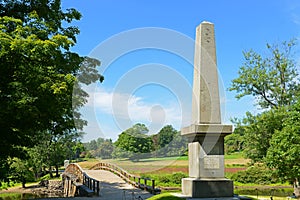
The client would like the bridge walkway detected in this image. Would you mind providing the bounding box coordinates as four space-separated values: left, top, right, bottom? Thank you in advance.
84 169 154 200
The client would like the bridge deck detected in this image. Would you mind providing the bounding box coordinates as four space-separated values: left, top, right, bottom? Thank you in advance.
84 169 153 199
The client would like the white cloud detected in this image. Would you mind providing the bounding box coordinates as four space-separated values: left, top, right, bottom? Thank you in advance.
85 87 188 135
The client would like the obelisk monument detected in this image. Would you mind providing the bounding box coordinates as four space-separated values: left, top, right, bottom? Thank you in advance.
181 21 234 198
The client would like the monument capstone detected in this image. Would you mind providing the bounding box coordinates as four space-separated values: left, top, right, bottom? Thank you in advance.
181 21 234 198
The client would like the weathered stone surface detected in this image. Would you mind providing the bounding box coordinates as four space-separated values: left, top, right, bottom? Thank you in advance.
192 21 221 125
188 142 225 178
181 21 233 198
181 124 232 136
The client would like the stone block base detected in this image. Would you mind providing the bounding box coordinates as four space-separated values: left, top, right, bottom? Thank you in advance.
182 178 233 198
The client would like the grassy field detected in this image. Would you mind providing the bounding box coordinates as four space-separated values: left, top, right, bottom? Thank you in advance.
78 152 249 175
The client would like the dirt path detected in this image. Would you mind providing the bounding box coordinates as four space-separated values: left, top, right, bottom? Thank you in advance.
84 169 153 200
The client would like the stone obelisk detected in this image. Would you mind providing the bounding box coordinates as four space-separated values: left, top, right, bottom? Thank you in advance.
181 21 234 198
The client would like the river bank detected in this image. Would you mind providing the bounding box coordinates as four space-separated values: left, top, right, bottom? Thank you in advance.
0 180 64 199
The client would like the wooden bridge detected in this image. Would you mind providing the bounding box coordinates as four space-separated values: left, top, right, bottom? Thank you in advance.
62 162 160 199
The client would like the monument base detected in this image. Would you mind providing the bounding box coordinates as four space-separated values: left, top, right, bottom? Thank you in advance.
182 178 233 198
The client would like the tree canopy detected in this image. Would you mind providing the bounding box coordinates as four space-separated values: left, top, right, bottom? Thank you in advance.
266 101 300 186
229 39 300 195
0 0 103 183
114 123 152 160
229 39 299 109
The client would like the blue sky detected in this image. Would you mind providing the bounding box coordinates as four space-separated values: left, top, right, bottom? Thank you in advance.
62 0 300 142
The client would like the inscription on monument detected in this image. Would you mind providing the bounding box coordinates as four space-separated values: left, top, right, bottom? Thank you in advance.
204 156 220 169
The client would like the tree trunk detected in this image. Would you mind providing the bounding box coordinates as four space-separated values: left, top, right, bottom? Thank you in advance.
55 165 59 177
293 179 300 197
49 166 53 178
22 179 26 188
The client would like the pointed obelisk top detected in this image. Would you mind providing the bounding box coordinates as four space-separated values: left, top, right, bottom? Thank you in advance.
201 21 213 24
192 21 221 124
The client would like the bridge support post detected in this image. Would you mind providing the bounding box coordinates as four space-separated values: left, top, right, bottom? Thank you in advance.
152 180 155 193
96 181 100 196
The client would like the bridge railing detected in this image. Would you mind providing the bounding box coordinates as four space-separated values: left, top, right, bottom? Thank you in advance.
90 162 159 194
63 163 100 197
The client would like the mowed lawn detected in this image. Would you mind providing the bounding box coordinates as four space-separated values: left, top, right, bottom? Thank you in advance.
77 152 249 175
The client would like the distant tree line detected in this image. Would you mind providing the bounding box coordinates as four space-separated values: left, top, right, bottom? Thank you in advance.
83 124 187 161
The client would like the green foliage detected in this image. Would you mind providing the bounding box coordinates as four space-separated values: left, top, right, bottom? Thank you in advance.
93 140 114 159
224 152 244 159
141 172 187 187
229 39 300 189
228 165 278 185
235 188 293 198
114 123 153 160
0 0 103 183
266 101 300 183
85 151 94 159
229 39 299 109
152 126 187 158
240 109 286 162
225 118 245 154
84 138 114 159
9 158 35 188
147 193 183 200
157 125 177 148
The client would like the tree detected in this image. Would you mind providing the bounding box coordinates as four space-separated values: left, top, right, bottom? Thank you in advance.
30 130 83 178
157 125 177 148
266 101 300 196
96 139 114 159
9 158 34 188
229 39 299 109
161 131 187 157
151 125 187 157
233 109 286 162
0 0 103 182
229 39 299 162
114 123 153 160
224 118 245 154
229 39 300 194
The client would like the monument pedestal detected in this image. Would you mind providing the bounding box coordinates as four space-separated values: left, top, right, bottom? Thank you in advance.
182 178 233 198
181 124 234 198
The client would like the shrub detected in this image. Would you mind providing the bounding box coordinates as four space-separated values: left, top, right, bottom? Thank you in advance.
170 172 186 184
228 165 279 184
141 172 188 187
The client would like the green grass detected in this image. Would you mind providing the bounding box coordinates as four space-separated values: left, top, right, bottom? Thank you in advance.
141 172 187 187
0 173 62 191
0 193 23 198
138 156 188 162
225 164 247 168
225 152 244 159
245 195 292 200
147 193 183 200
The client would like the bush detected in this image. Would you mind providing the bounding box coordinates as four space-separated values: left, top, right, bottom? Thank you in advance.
141 172 188 187
228 165 279 184
169 172 186 184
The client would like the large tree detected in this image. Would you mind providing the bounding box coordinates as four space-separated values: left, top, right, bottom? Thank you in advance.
229 39 300 195
114 123 153 160
151 125 187 157
266 101 300 195
229 39 299 109
232 109 286 162
229 39 299 162
0 0 103 182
